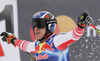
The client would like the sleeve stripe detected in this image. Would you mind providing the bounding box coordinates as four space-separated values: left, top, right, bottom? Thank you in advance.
20 41 25 49
74 28 82 35
73 26 85 39
17 40 23 48
75 26 84 34
22 41 29 51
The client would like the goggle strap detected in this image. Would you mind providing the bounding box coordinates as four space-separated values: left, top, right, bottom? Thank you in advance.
47 20 57 24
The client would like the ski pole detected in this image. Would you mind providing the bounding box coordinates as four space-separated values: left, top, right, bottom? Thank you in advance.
83 11 100 35
90 23 100 35
26 52 36 61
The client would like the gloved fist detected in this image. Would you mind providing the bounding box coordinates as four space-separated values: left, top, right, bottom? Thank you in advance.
77 12 93 29
0 32 17 45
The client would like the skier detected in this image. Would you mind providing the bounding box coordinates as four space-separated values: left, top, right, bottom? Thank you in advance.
0 11 92 61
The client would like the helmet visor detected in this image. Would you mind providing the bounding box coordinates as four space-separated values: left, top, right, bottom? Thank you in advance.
32 18 46 30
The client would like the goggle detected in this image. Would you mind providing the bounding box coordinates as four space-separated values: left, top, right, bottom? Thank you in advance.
32 18 47 30
32 18 57 30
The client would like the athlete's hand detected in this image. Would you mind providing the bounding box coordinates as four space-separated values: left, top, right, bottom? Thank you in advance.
77 12 93 29
0 32 17 45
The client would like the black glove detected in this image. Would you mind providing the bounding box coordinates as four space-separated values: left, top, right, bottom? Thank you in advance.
0 32 17 45
77 12 93 29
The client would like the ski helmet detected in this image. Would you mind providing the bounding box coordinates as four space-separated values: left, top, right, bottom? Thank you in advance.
32 11 57 33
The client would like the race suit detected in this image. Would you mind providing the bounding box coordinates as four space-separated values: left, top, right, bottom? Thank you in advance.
15 26 85 61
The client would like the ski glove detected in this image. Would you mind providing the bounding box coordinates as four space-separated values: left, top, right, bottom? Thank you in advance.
77 12 93 29
0 32 17 45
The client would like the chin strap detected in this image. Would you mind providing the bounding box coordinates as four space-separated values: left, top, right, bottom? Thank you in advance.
38 33 52 43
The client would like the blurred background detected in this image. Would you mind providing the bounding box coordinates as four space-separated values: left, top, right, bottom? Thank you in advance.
0 0 100 61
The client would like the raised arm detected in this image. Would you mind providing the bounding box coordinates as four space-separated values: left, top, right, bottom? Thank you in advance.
0 32 35 53
53 12 93 51
53 26 85 51
15 39 35 53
